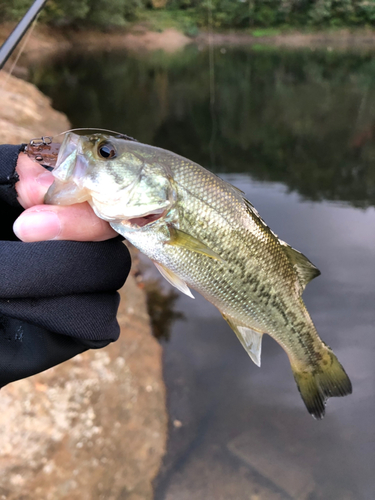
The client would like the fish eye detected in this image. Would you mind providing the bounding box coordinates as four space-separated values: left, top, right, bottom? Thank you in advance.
97 141 117 159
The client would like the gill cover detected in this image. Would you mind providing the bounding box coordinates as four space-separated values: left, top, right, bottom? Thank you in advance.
45 131 177 223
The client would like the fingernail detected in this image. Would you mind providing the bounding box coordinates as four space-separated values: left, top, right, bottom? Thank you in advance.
13 210 61 242
36 171 55 187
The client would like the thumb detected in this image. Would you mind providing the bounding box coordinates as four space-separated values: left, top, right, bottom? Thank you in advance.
13 203 118 242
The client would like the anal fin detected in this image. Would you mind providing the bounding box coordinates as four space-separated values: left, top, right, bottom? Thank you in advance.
222 314 263 367
154 261 195 299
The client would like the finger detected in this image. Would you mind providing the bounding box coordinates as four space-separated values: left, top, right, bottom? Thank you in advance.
15 153 55 209
13 203 118 242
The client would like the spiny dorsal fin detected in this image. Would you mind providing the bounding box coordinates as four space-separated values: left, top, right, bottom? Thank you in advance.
243 198 263 221
222 314 263 367
167 226 225 263
230 184 245 196
279 240 321 291
243 198 280 237
154 261 195 299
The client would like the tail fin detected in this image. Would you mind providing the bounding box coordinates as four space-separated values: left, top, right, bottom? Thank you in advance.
292 346 352 419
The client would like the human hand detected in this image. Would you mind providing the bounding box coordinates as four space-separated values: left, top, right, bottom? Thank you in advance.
13 153 118 242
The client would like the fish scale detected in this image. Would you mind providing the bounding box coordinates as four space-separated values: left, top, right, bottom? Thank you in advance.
164 184 304 336
172 159 295 283
44 131 352 419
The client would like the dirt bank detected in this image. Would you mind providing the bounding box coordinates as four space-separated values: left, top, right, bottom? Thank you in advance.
0 24 192 69
196 28 375 50
2 23 375 72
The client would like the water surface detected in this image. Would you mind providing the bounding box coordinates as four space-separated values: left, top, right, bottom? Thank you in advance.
30 44 375 499
154 177 375 500
31 45 375 207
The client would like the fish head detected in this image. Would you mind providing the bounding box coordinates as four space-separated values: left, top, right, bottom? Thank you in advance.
45 131 177 226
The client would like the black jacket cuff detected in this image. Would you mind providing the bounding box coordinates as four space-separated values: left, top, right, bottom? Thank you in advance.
0 144 24 207
0 316 89 388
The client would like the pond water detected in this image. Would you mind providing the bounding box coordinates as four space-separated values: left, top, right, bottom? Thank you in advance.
30 44 375 500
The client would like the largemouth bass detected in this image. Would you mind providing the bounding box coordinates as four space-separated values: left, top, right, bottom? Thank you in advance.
43 130 352 418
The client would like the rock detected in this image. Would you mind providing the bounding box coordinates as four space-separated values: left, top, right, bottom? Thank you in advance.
0 272 167 500
0 71 70 144
0 72 167 499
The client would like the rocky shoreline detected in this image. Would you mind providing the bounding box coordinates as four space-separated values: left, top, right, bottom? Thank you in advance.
0 71 167 499
0 71 69 144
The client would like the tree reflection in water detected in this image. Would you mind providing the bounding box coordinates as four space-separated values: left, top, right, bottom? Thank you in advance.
144 279 184 342
31 45 375 208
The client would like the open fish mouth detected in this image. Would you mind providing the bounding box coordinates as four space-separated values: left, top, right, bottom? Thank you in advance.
126 210 167 227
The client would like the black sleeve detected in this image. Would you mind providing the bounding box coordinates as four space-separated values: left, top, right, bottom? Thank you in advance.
0 144 23 207
0 145 131 387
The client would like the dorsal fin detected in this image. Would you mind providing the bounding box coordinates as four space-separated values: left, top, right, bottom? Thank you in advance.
279 240 321 291
230 184 245 196
243 197 279 235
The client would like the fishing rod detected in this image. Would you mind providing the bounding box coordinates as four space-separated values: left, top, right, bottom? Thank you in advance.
0 0 48 70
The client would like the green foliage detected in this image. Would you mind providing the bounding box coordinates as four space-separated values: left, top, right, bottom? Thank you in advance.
1 0 375 27
136 9 201 35
0 0 146 27
165 0 375 28
86 0 128 27
45 0 91 24
251 28 282 36
0 0 34 22
357 0 375 22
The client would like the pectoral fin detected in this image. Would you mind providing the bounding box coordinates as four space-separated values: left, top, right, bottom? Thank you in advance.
167 227 224 262
222 314 263 367
154 262 195 299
